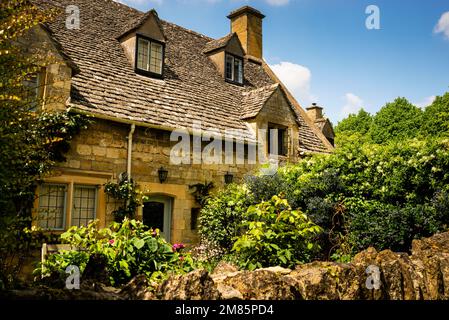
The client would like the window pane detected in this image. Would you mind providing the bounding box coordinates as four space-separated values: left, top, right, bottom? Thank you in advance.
72 186 97 227
279 129 287 155
234 58 243 83
137 38 150 71
38 184 66 230
23 74 40 111
268 128 279 155
225 54 234 80
149 42 163 74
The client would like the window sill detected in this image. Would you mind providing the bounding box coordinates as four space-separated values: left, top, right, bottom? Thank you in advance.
135 68 164 79
225 78 244 86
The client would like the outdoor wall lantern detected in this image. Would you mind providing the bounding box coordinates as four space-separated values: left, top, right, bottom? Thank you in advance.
224 172 234 184
158 167 168 183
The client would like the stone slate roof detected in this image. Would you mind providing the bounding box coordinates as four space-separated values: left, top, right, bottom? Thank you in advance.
203 33 237 54
241 84 279 119
39 0 330 151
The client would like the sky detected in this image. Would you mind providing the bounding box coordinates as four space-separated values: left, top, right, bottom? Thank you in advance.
116 0 449 124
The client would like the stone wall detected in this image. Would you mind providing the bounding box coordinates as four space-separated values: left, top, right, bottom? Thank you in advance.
154 231 449 300
51 118 262 244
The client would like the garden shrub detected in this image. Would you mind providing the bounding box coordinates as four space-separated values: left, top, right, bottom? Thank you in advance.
38 219 194 286
279 137 449 255
244 173 293 204
198 184 253 250
231 195 322 270
0 220 58 289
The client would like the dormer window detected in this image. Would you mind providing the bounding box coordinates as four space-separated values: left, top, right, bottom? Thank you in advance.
135 34 164 78
225 53 243 84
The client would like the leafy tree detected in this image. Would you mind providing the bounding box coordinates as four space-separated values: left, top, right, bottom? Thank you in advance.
335 109 373 136
368 97 423 144
421 92 449 137
0 0 87 288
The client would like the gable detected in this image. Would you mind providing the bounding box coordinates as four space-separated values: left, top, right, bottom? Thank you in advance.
135 13 165 42
257 87 298 127
119 10 165 68
224 35 244 57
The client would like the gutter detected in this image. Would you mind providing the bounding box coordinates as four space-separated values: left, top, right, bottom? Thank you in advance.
127 124 136 180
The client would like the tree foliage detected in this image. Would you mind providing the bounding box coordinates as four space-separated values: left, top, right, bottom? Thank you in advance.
334 109 373 136
422 93 449 137
0 0 87 288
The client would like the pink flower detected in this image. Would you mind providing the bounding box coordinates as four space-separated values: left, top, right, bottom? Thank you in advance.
109 239 115 245
179 256 185 261
172 243 185 252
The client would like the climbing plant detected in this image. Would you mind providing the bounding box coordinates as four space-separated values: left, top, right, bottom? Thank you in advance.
104 178 149 222
189 181 214 207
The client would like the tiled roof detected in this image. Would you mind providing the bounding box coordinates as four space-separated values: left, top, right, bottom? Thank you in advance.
203 33 237 54
241 84 279 119
38 0 331 152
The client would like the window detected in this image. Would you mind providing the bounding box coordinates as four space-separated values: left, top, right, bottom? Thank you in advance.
36 183 99 230
190 208 200 230
23 72 44 112
136 35 164 77
225 53 243 84
267 125 288 156
37 184 67 230
72 185 97 227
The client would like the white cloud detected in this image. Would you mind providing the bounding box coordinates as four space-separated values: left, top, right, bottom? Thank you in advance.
434 11 449 39
265 0 290 6
341 93 364 117
415 95 436 109
270 61 317 107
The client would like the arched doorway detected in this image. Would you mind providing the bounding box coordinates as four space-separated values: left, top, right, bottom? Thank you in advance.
143 195 173 242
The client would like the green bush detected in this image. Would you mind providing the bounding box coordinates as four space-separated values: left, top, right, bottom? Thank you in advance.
231 195 322 270
279 137 449 255
198 184 253 250
38 219 194 286
0 220 58 289
244 173 293 204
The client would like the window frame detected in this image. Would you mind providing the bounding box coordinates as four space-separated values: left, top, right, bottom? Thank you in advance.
23 68 46 112
71 184 98 228
267 123 289 157
36 182 102 231
134 34 165 79
224 52 244 85
37 183 68 231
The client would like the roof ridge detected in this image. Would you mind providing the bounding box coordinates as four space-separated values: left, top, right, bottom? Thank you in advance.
160 19 214 41
110 0 143 14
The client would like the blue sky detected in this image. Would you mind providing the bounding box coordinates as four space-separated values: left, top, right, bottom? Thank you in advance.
118 0 449 124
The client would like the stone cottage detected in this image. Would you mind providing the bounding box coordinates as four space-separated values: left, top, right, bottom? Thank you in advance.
29 0 334 245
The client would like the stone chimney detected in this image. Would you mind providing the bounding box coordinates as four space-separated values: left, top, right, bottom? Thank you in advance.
227 6 265 59
306 103 324 121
